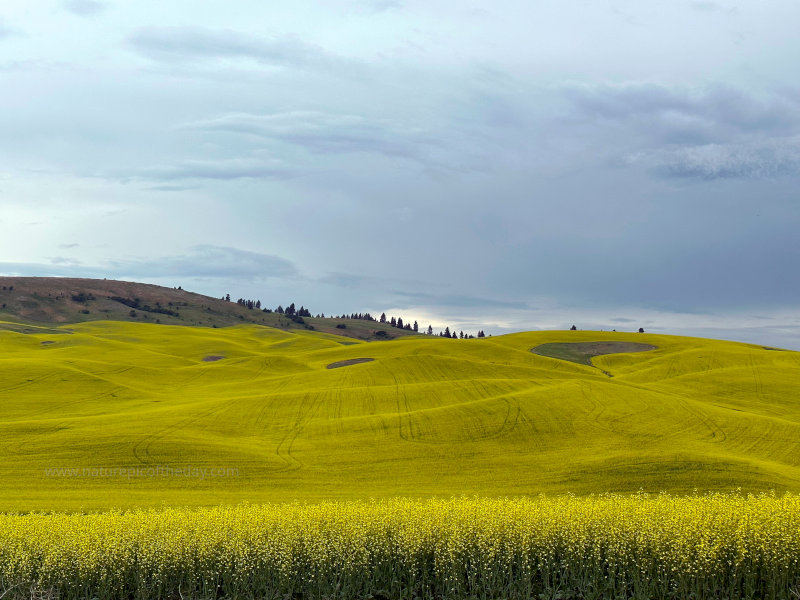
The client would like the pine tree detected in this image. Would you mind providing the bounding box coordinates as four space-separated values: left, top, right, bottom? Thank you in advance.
427 324 433 335
390 317 397 327
444 326 450 338
397 317 404 329
413 321 418 332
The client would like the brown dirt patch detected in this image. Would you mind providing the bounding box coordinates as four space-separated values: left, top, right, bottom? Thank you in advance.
532 341 657 368
326 357 375 369
202 355 225 362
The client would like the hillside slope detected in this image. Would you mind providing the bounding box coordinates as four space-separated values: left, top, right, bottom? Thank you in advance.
1 321 799 511
0 276 417 341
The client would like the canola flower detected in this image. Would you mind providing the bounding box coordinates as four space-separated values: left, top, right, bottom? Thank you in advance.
0 493 799 600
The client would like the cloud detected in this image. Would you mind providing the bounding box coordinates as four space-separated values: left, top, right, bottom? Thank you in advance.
565 84 799 136
390 290 530 310
127 27 355 73
109 246 298 280
146 184 196 192
0 246 298 281
319 272 385 288
140 158 292 181
58 243 79 249
319 273 530 310
0 262 103 278
184 111 446 166
49 256 83 266
0 19 21 39
631 138 800 179
689 1 736 14
355 0 403 13
563 83 800 179
62 0 107 17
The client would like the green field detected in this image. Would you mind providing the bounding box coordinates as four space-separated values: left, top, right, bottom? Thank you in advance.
1 320 800 511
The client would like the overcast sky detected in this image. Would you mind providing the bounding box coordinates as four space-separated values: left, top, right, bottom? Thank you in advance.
2 1 799 348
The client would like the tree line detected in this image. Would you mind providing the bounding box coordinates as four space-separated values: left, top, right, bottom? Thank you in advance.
223 294 487 339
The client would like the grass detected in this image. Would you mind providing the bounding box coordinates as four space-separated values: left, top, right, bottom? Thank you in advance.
1 320 800 511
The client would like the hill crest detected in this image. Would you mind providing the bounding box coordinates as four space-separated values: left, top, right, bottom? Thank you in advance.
0 276 417 341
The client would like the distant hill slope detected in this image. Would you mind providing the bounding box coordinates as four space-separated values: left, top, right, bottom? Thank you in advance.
0 276 417 341
1 321 799 511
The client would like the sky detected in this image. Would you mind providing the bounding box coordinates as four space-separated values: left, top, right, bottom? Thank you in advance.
1 1 799 348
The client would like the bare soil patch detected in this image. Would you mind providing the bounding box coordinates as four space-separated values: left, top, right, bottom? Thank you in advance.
532 341 657 369
202 355 225 362
326 357 375 369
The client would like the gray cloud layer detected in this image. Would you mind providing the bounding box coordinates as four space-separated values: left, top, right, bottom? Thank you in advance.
0 246 297 281
127 26 355 73
564 83 800 180
3 1 800 349
62 0 107 17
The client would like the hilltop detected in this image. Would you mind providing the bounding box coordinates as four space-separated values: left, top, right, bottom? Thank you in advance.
1 320 799 511
0 276 418 341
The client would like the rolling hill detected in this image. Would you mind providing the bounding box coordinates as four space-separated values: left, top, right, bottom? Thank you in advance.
1 316 799 512
0 277 419 341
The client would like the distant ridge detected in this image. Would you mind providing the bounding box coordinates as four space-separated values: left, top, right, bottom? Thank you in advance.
0 276 418 341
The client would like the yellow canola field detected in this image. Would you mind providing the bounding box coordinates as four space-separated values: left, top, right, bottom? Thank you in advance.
0 494 798 600
1 320 800 510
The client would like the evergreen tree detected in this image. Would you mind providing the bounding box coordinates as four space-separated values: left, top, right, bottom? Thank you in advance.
444 326 450 338
276 305 284 314
397 317 404 329
477 330 485 338
413 321 419 332
285 303 296 316
390 317 396 327
459 331 464 339
380 312 386 323
427 324 433 335
255 300 261 309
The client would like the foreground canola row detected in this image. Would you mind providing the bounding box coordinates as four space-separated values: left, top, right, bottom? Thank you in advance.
1 493 799 599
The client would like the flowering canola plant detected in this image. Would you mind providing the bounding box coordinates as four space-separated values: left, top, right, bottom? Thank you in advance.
1 493 799 599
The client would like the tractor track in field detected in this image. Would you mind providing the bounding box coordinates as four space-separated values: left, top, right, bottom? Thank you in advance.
131 399 230 466
129 366 241 466
15 385 129 421
578 380 614 434
0 371 55 393
274 390 328 470
611 377 728 444
389 376 523 445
